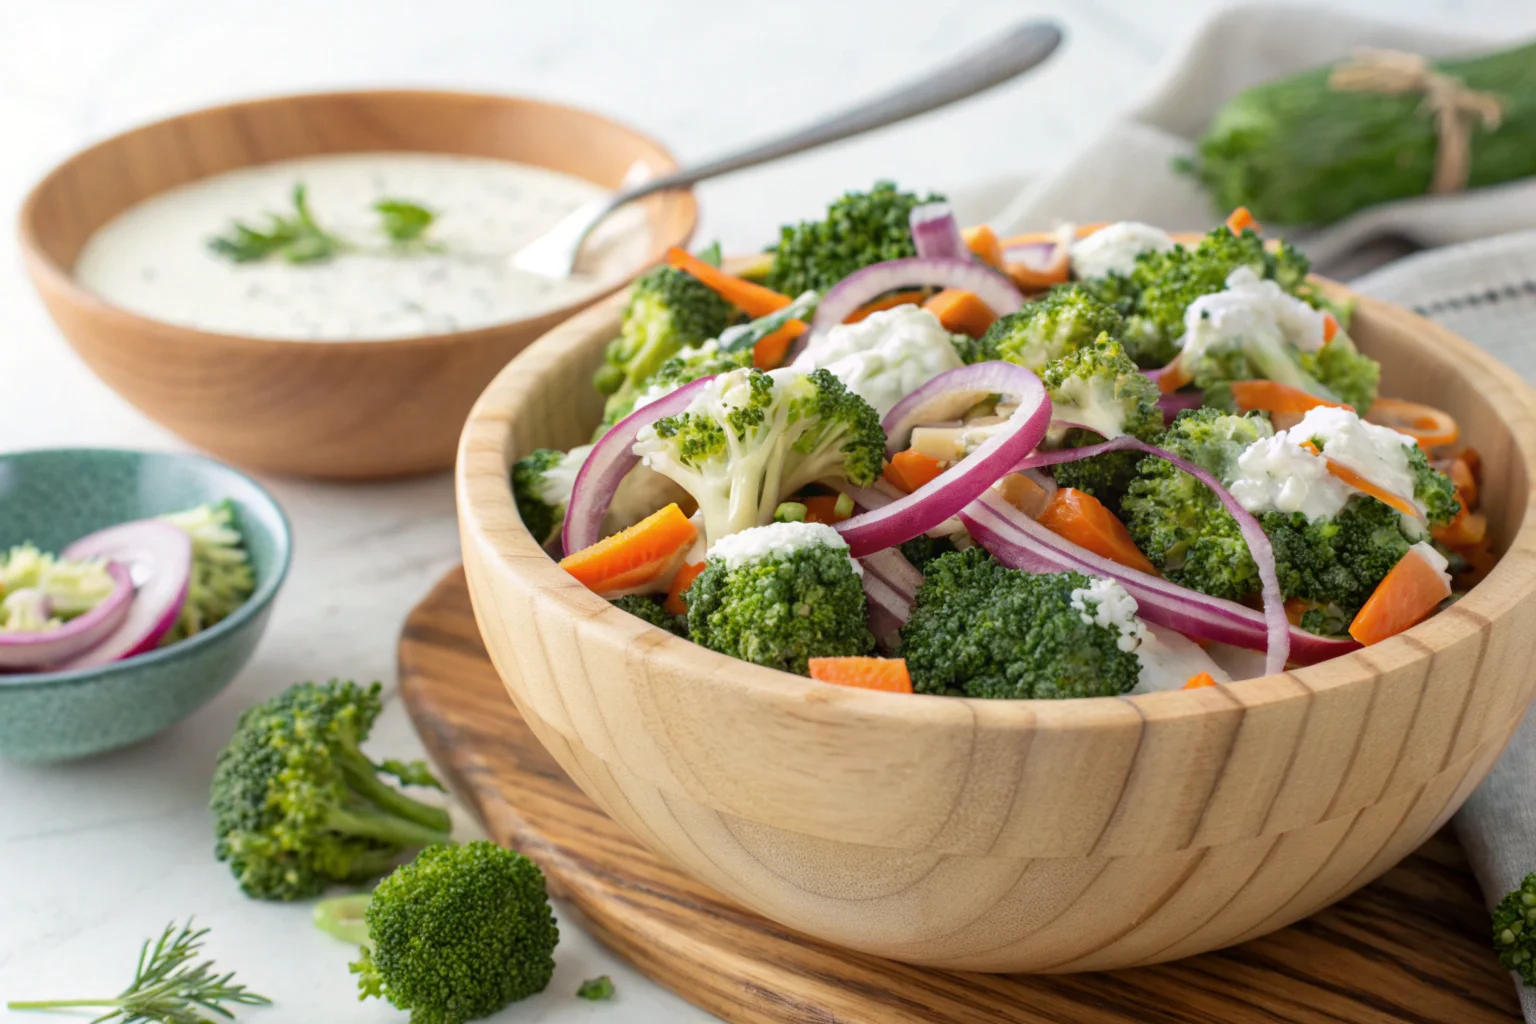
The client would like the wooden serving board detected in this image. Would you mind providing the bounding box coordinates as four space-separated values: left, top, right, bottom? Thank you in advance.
399 567 1521 1024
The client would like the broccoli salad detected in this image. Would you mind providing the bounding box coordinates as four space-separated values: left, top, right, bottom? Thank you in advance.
513 185 1488 699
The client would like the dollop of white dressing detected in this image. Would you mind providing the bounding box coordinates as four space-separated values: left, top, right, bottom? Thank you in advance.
1292 406 1421 510
706 521 858 573
1070 576 1148 653
792 305 963 417
1131 625 1232 693
1229 433 1350 519
1070 221 1175 280
1181 266 1326 361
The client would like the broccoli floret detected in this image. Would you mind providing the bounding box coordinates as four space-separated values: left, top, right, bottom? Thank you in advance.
598 340 754 434
970 287 1125 369
899 548 1142 699
336 841 559 1024
899 534 958 572
1260 499 1412 614
511 448 576 545
593 264 737 399
1122 409 1275 602
1406 443 1461 526
1296 330 1380 412
765 181 943 295
158 501 257 644
577 976 616 1001
611 594 687 637
635 367 885 546
210 680 452 901
1493 873 1536 986
1039 335 1165 507
685 522 873 675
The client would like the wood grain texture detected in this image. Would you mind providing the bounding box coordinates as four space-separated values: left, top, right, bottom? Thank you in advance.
17 89 696 479
400 567 1523 1023
453 271 1536 971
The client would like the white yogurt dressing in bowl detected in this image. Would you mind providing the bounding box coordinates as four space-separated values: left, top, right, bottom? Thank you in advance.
74 152 646 342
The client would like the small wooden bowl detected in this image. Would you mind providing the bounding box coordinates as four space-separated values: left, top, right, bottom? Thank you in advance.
457 280 1536 972
18 90 696 479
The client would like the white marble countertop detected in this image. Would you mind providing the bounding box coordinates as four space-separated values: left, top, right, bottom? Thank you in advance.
4 1 1535 1021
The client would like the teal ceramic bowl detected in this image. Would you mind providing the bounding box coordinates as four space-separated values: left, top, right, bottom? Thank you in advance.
0 448 290 761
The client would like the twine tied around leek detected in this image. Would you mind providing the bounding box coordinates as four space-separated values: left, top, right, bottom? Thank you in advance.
1329 48 1504 194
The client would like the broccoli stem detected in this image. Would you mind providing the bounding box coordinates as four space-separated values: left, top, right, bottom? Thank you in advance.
328 805 452 849
334 744 452 834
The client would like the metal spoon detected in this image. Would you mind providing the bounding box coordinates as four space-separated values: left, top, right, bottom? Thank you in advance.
513 20 1063 279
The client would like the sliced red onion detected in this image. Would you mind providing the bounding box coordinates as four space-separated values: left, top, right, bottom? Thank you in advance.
1157 390 1204 423
834 362 1051 558
0 562 133 670
562 376 714 554
59 520 194 666
858 547 923 652
1003 239 1062 271
860 547 923 603
811 257 1023 339
910 203 966 262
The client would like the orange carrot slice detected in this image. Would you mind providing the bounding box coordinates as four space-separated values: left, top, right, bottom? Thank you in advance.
1225 207 1260 234
1183 671 1218 690
1433 509 1488 549
1447 457 1478 507
883 450 946 494
1323 314 1340 344
1006 256 1070 290
664 560 707 616
1348 547 1452 646
844 291 931 324
923 289 997 338
560 503 698 594
1228 380 1352 415
1298 442 1422 521
1037 488 1159 576
808 657 914 693
995 472 1053 519
1158 355 1194 394
752 323 801 370
1363 397 1460 449
665 247 808 369
802 495 852 525
962 225 1006 269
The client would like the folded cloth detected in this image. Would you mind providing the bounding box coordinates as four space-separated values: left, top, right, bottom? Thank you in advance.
990 3 1536 272
1354 231 1536 1020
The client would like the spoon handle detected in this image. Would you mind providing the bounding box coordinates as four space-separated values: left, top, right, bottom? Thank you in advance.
611 21 1063 207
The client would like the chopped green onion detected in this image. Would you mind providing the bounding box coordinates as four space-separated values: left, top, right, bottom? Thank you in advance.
774 502 808 523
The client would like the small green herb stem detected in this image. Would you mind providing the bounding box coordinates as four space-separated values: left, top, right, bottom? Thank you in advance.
8 998 118 1009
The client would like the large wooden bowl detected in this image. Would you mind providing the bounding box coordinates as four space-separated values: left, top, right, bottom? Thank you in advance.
457 282 1536 972
18 90 695 479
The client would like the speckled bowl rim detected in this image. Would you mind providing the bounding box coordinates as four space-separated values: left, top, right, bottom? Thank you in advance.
0 447 292 690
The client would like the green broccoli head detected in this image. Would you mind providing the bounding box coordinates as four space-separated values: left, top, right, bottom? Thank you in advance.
899 534 959 573
1039 335 1165 506
764 181 944 295
1260 499 1412 615
899 548 1143 699
593 264 738 398
353 841 559 1024
1122 409 1276 602
610 593 688 637
635 367 885 545
210 680 452 901
511 449 571 545
158 501 257 644
686 522 874 675
1494 873 1536 987
1406 442 1461 526
1296 330 1381 413
598 341 754 434
970 287 1126 369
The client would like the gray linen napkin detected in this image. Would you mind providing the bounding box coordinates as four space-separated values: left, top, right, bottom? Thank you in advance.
1353 231 1536 1020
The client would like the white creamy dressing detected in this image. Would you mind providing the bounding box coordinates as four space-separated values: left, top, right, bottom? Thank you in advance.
1070 577 1147 653
1180 266 1326 362
74 153 649 341
1069 221 1175 280
706 521 857 573
1293 406 1420 506
792 305 963 418
1066 577 1230 692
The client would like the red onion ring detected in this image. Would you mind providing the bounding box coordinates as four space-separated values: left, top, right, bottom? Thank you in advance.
562 376 714 554
0 561 133 670
58 519 195 666
910 203 966 262
833 362 1051 558
858 547 923 651
810 257 1023 340
1003 239 1062 271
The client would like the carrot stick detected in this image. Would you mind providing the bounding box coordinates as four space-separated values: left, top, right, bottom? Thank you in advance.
1447 457 1478 507
923 289 996 338
665 247 795 319
1183 671 1218 690
994 472 1053 519
845 291 931 324
883 450 946 494
1228 379 1352 415
962 225 1006 269
663 560 706 616
808 657 913 693
1225 207 1261 234
1363 397 1460 449
560 503 698 595
1037 488 1159 575
1323 314 1340 344
1348 547 1452 646
752 323 801 370
802 495 852 525
1433 509 1488 548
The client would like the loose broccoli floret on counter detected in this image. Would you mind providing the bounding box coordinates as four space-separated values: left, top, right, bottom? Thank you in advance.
1039 335 1165 508
610 594 687 637
210 680 452 901
592 262 738 399
1296 329 1380 413
317 841 559 1024
898 548 1143 699
577 976 616 1001
597 341 754 434
159 501 256 644
634 368 885 546
685 522 874 675
967 287 1125 369
1493 873 1536 987
764 181 944 296
1122 409 1274 602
